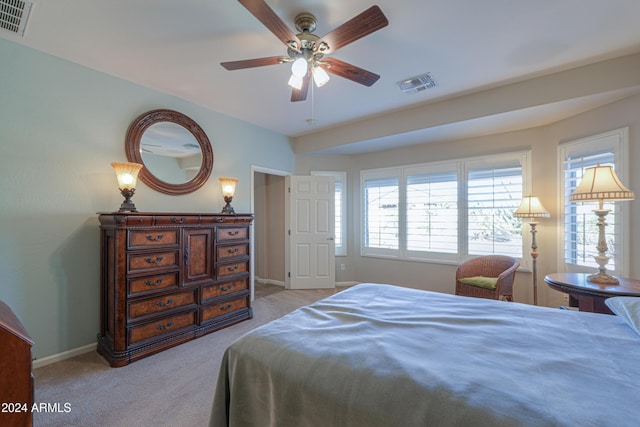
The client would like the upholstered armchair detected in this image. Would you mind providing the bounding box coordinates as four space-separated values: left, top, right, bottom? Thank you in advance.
455 255 520 301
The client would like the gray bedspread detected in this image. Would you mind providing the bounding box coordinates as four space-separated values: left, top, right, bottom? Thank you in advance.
210 283 640 426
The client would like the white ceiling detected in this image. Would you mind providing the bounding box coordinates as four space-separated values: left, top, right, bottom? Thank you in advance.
4 0 640 154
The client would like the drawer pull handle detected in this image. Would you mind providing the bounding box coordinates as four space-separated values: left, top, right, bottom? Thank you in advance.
156 321 174 331
156 299 174 307
213 218 224 223
220 285 232 292
227 265 239 272
144 279 164 287
146 234 164 242
145 256 164 264
171 217 187 223
220 303 233 311
227 248 239 254
228 230 240 236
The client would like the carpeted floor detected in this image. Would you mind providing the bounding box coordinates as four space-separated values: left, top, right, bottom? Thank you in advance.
33 284 338 427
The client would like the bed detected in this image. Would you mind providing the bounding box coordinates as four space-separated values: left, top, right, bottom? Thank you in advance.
210 283 640 426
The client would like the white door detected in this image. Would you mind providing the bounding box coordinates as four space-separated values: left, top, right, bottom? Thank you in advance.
285 175 336 289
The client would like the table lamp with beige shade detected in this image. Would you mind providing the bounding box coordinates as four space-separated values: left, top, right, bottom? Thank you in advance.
569 164 634 285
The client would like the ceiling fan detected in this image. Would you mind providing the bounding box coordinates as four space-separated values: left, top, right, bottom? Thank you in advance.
221 0 389 102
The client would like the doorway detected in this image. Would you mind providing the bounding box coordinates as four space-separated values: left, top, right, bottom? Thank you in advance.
251 166 288 298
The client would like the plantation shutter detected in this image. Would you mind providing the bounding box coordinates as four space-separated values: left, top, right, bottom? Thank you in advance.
406 171 458 253
364 177 399 250
467 165 522 256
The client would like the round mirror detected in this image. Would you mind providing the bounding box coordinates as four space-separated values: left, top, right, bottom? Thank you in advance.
126 109 214 195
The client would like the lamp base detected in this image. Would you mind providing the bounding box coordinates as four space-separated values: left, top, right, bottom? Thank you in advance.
118 188 138 212
221 196 234 214
118 204 138 213
587 272 619 285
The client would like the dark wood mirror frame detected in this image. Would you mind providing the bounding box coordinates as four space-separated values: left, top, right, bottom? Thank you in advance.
125 109 214 195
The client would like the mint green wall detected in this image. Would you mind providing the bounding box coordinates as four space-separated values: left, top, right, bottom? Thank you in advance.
0 38 294 360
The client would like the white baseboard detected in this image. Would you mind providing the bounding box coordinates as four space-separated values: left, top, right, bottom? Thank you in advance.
337 281 359 288
255 276 285 287
33 342 97 369
256 276 358 289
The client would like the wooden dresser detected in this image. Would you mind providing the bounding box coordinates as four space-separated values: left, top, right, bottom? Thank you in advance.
0 300 34 427
97 212 253 367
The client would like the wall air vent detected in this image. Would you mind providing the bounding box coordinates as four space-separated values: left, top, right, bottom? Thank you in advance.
397 72 437 95
0 0 33 36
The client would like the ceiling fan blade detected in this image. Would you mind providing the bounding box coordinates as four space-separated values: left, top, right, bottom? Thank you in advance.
291 74 310 102
238 0 300 47
221 56 284 70
323 58 380 87
316 6 388 54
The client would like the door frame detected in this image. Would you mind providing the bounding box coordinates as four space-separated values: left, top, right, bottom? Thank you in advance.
250 165 290 300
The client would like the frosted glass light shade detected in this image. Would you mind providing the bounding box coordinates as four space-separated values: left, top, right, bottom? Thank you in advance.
219 177 238 198
111 162 143 190
313 66 330 87
291 58 308 77
288 74 303 90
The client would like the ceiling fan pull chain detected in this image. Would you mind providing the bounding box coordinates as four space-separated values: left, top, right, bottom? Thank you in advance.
310 78 315 126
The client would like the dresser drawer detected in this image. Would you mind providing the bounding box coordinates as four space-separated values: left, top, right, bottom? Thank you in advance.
217 243 248 260
128 229 179 249
154 215 200 226
127 250 180 274
217 227 248 242
128 311 196 345
126 216 154 227
216 261 249 279
201 296 249 322
128 272 180 296
128 290 196 321
202 278 249 302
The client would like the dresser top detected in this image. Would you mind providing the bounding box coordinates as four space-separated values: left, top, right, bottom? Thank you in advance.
97 211 253 216
98 212 253 227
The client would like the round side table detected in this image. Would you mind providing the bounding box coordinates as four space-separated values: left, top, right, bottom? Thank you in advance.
544 272 640 314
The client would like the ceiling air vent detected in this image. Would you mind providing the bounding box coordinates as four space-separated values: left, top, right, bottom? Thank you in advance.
0 0 33 36
397 72 437 95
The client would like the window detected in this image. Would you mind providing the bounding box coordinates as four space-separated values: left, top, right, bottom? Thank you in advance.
361 153 528 262
406 168 458 254
467 165 522 256
559 128 630 275
311 171 347 256
364 172 399 252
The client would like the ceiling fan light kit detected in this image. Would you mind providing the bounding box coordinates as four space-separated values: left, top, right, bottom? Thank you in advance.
221 0 389 102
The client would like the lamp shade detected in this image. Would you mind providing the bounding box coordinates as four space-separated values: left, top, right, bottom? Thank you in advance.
111 162 143 190
514 196 550 219
219 177 238 198
570 164 634 202
291 57 308 78
313 66 330 87
288 74 304 90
